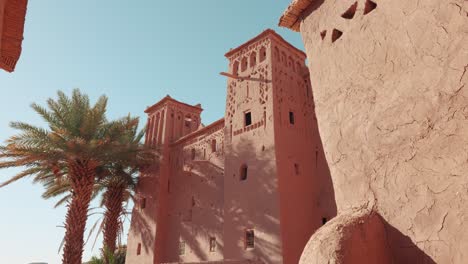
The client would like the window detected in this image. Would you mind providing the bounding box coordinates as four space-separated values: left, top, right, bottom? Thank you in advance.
341 2 357 19
233 61 239 75
240 164 248 181
209 237 217 252
168 180 171 193
250 52 257 67
245 229 254 249
244 112 252 127
137 243 142 255
204 149 206 159
364 0 377 15
322 217 328 225
259 46 267 62
211 139 217 152
191 148 196 160
179 240 185 255
294 163 299 175
141 197 146 209
241 57 248 72
332 29 343 43
289 111 295 125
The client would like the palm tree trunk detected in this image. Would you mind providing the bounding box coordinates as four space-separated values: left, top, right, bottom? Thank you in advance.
102 185 124 256
62 160 96 264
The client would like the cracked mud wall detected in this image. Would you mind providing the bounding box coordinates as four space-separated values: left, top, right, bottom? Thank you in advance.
297 0 468 262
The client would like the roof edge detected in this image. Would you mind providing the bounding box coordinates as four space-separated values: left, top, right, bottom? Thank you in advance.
172 118 225 146
145 95 203 114
224 29 306 59
278 0 315 32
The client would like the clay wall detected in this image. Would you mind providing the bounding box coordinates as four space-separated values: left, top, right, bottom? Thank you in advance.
270 38 336 264
160 120 225 262
281 0 468 262
223 34 283 264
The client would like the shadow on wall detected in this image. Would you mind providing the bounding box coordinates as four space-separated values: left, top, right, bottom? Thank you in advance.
381 218 436 264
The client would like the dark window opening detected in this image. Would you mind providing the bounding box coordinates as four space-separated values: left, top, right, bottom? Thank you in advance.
137 243 142 255
179 240 185 255
289 111 295 125
191 148 196 160
250 52 257 67
233 61 239 75
341 2 358 19
245 112 252 126
294 163 299 175
141 197 146 209
332 29 343 43
364 0 377 15
204 148 206 159
240 164 248 181
322 217 328 225
209 237 217 252
211 139 217 152
260 47 267 62
320 30 327 40
241 57 248 72
245 230 255 249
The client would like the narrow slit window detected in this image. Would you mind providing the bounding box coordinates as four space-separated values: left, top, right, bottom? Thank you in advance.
245 112 252 126
141 197 146 209
259 47 267 62
240 164 248 181
211 139 217 152
245 230 255 249
191 148 196 160
294 163 299 175
179 240 185 255
209 237 217 252
137 243 142 255
289 111 295 125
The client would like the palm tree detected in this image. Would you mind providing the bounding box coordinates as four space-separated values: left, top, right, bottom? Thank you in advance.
0 89 130 264
41 115 157 260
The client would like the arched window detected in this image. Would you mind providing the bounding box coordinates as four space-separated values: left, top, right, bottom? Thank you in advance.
259 47 267 62
233 61 239 75
211 139 217 152
249 52 257 67
240 164 248 181
281 52 286 63
241 57 248 72
191 148 196 160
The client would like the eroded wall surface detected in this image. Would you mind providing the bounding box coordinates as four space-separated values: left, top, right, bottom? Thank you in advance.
296 0 468 262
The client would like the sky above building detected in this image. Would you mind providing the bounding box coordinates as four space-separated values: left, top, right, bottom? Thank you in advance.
0 1 303 263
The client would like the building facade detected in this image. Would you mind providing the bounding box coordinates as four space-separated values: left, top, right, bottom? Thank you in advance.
126 29 336 264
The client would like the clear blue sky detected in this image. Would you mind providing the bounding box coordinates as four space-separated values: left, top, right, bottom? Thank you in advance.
0 1 303 263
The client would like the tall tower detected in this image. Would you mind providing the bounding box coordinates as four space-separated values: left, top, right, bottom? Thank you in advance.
126 96 202 264
223 29 333 264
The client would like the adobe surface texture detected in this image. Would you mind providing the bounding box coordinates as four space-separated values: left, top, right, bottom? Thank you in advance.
281 0 468 263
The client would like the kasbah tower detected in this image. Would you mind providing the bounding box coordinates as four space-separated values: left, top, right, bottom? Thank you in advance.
126 29 336 264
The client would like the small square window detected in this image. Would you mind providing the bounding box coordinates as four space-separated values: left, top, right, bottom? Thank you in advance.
245 229 254 249
289 111 295 125
245 112 252 126
209 237 216 252
137 243 142 255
